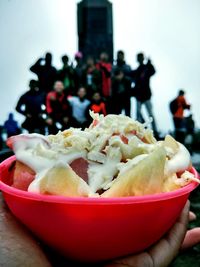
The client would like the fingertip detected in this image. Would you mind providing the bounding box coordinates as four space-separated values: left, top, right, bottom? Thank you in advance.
181 228 200 250
189 211 196 221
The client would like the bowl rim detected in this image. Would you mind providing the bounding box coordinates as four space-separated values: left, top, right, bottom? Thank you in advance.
0 156 199 205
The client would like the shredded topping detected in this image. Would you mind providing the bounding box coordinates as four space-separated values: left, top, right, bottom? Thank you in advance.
9 112 199 196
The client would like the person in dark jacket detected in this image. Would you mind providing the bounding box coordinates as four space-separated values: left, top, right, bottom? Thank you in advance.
73 51 84 90
82 56 102 98
111 69 132 116
57 55 75 95
30 52 57 93
112 50 132 78
132 53 158 133
4 113 20 137
16 80 46 134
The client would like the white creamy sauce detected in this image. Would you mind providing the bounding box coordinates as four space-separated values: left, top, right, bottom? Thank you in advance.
165 143 191 175
14 135 87 172
87 147 122 193
16 150 55 173
88 160 118 193
28 169 49 192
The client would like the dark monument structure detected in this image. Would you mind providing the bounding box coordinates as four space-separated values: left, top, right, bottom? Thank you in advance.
77 0 113 61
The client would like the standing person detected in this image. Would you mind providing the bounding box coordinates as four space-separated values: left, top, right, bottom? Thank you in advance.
73 51 84 90
30 52 57 93
96 52 112 98
170 90 190 143
185 114 195 154
57 55 75 95
16 80 46 134
111 69 132 116
68 87 90 128
82 56 102 98
4 113 20 137
112 50 132 78
46 81 72 134
132 52 158 135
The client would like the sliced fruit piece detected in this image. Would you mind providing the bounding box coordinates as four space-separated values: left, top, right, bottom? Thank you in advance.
28 163 92 197
12 161 35 191
102 147 166 197
69 158 89 183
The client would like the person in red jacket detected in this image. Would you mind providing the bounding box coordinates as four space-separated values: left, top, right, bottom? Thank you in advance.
173 89 190 143
90 92 107 115
96 52 112 98
46 81 72 134
86 92 107 125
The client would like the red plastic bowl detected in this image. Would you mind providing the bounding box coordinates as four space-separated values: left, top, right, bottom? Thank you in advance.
0 156 199 262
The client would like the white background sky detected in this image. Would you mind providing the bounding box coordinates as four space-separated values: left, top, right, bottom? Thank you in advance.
0 0 199 133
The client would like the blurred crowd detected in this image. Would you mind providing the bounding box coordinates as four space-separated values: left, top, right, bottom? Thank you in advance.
0 50 197 151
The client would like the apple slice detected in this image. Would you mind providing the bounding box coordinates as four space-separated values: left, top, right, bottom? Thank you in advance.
12 161 35 191
28 163 92 197
102 147 166 197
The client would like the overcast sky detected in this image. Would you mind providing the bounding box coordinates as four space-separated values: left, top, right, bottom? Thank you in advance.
0 0 199 133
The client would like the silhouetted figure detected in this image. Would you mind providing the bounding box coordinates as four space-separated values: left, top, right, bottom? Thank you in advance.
73 51 84 90
132 53 158 134
57 55 75 94
112 50 131 78
30 52 57 93
4 113 20 137
82 56 102 98
170 90 190 143
96 52 112 98
185 114 195 154
16 80 46 134
46 81 72 134
111 69 131 116
68 87 90 128
185 114 195 135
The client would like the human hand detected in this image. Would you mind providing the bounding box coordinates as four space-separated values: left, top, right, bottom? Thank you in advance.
38 58 44 64
181 211 200 250
0 193 51 267
0 195 199 267
104 201 200 267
